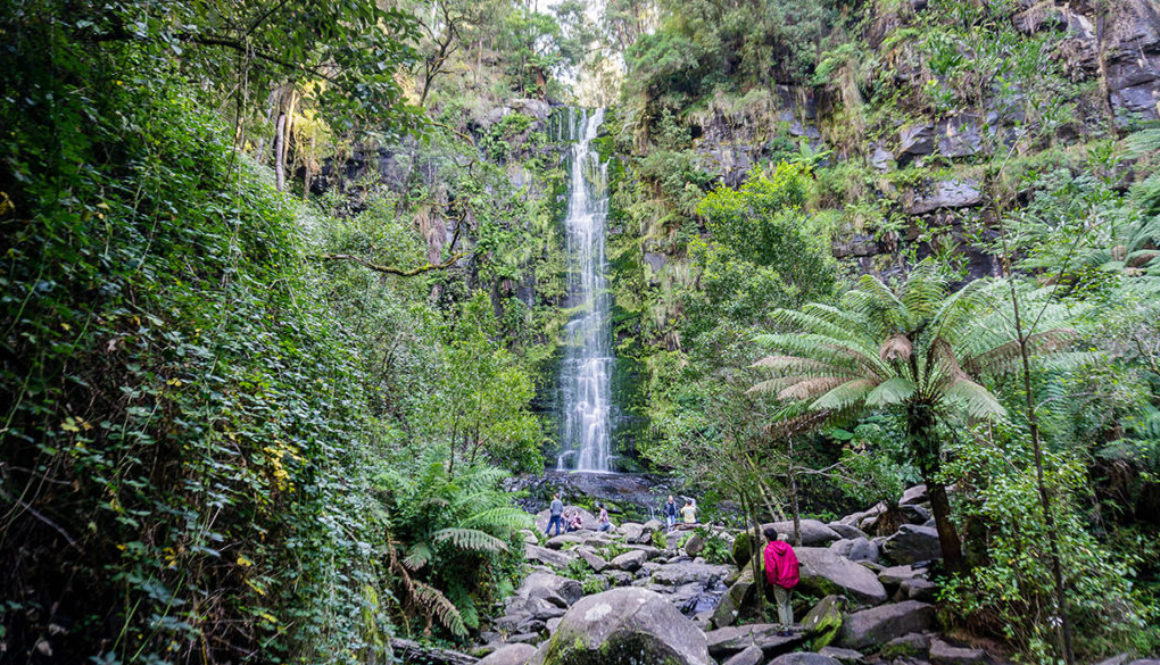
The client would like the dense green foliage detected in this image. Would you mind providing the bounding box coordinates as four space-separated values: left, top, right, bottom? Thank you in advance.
4 0 1160 662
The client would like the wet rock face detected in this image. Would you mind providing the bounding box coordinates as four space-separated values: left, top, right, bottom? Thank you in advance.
540 587 712 665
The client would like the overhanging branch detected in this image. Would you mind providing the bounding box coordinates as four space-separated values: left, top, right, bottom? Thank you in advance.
314 252 463 276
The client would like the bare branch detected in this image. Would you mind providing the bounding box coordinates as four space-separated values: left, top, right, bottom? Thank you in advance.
313 252 463 276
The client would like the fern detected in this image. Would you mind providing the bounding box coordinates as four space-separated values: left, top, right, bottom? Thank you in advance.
431 528 508 553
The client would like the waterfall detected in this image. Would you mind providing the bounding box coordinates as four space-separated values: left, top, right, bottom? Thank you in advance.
557 108 614 473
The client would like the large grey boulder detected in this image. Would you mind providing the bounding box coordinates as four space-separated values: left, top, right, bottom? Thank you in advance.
539 587 712 665
769 655 842 665
519 573 583 606
837 601 936 650
899 485 928 506
710 567 757 629
801 595 845 650
479 643 538 665
610 549 648 572
818 647 866 664
619 522 653 543
827 523 869 540
882 524 942 564
929 638 987 665
545 534 587 550
525 545 573 570
764 520 842 546
650 561 732 587
683 532 706 557
796 547 888 606
877 565 924 589
704 624 805 659
829 537 879 564
577 548 607 573
722 646 765 665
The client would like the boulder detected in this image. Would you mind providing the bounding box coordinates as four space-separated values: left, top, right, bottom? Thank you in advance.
619 522 649 543
610 549 647 572
929 638 987 665
882 524 942 564
827 523 869 541
649 561 733 587
643 519 665 533
818 647 866 664
722 646 765 665
901 578 937 603
769 655 842 665
829 537 879 563
540 587 712 665
710 567 757 629
764 520 842 546
881 633 931 658
525 545 573 570
900 504 931 525
801 595 845 650
795 547 889 606
603 570 634 586
479 644 538 665
545 534 587 550
704 624 805 659
683 532 706 557
577 548 607 573
519 573 583 606
899 485 928 506
837 601 936 650
878 565 924 590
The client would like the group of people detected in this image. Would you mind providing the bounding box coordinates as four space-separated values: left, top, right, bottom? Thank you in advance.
544 492 801 635
662 494 698 528
544 493 613 536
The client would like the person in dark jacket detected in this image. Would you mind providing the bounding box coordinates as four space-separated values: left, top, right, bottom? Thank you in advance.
546 493 564 536
664 495 678 528
763 526 800 635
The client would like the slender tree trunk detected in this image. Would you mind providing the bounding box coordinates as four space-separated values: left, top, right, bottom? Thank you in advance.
273 112 286 192
1008 282 1076 665
910 403 966 574
788 437 801 547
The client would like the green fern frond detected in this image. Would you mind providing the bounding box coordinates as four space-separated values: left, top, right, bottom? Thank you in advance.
864 376 916 407
461 507 534 531
432 528 508 553
811 378 876 411
944 378 1006 419
403 543 433 572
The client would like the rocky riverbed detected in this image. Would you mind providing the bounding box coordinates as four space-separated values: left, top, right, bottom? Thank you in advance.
401 486 1158 665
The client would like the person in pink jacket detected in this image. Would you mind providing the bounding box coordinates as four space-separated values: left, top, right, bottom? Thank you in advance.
763 526 800 635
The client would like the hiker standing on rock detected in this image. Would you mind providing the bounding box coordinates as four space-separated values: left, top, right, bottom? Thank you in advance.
763 526 799 636
546 493 564 536
664 495 678 528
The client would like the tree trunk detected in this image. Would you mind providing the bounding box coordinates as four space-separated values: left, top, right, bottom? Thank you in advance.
788 437 801 547
923 474 964 575
273 112 286 192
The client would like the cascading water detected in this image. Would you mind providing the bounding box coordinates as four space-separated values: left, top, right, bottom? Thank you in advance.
557 108 614 473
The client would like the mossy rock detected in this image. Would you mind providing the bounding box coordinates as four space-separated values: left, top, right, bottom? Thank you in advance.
801 595 845 651
731 529 763 568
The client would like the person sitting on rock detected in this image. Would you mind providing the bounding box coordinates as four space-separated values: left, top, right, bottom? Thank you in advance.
664 495 678 529
566 509 583 532
763 526 800 636
546 493 564 536
596 503 613 532
680 499 697 526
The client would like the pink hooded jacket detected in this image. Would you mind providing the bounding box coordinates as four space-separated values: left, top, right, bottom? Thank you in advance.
763 540 800 589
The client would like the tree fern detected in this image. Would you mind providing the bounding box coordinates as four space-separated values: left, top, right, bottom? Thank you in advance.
431 528 508 553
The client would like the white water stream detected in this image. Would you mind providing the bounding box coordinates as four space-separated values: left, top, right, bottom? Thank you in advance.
557 108 613 473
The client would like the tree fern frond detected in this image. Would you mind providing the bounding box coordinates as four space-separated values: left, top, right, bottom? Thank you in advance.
780 376 853 401
751 355 834 373
403 543 432 572
413 581 468 637
811 378 877 411
944 378 1006 419
461 507 534 531
432 528 508 553
865 376 916 407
